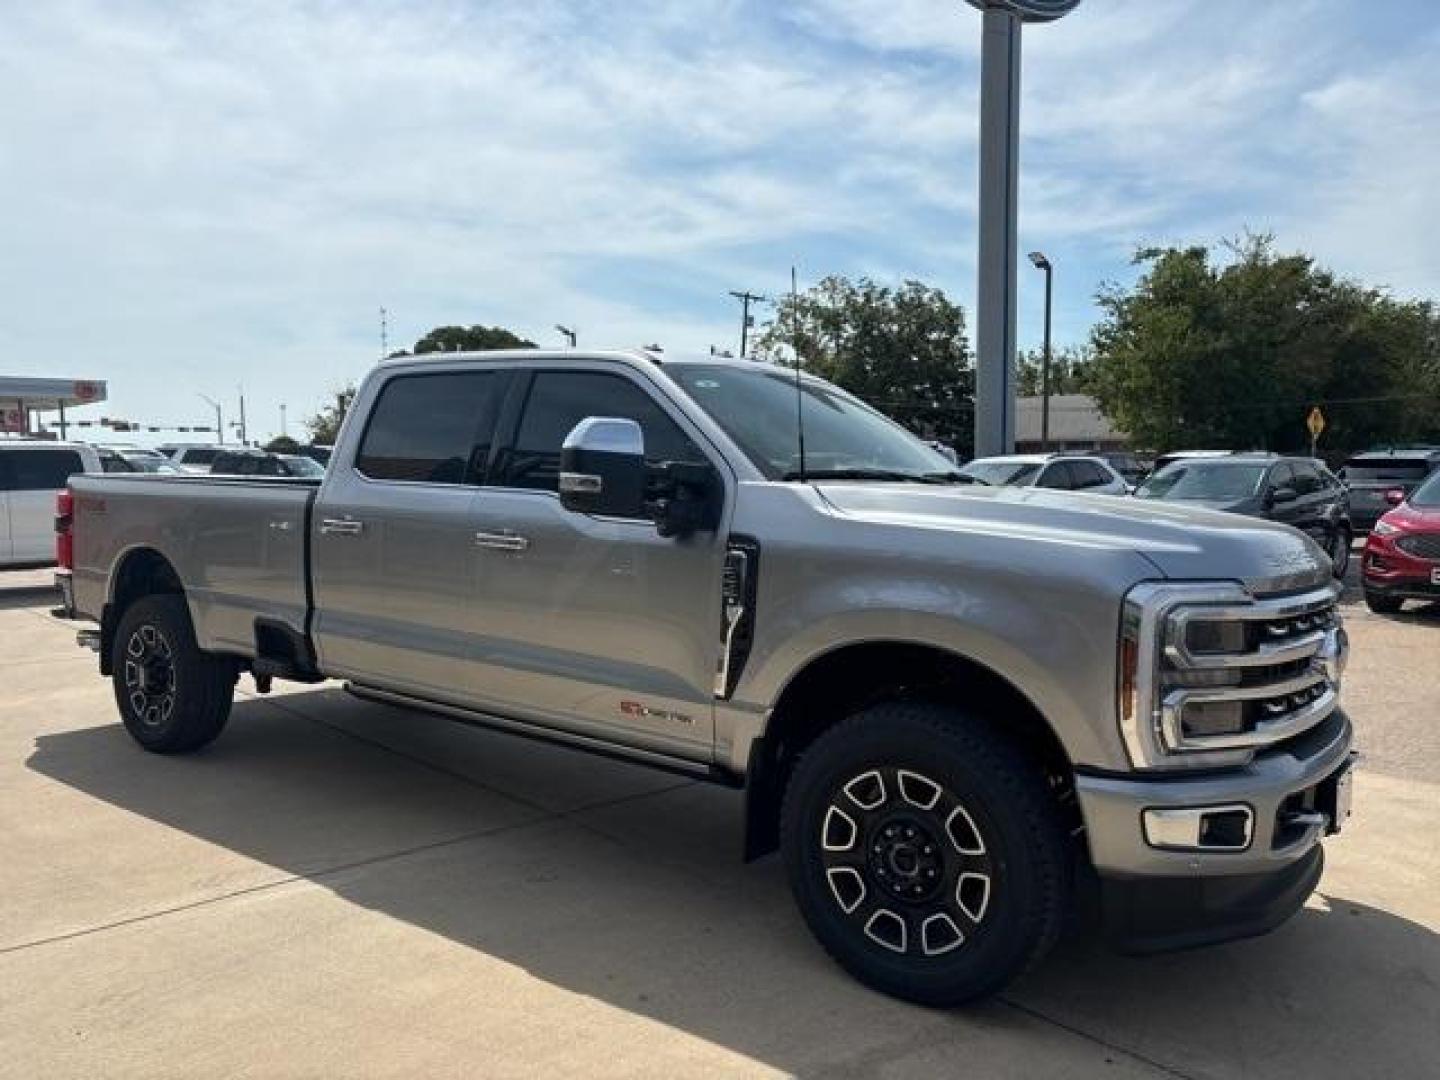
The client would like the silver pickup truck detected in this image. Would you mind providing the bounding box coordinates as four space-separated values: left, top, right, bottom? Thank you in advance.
55 350 1354 1005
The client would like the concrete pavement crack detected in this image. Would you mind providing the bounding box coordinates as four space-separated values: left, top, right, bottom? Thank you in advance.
997 997 1198 1080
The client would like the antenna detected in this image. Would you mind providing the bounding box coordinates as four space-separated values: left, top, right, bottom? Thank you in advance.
791 265 806 483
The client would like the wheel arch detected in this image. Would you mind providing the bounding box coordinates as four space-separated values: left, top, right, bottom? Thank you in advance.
100 546 185 675
743 639 1076 861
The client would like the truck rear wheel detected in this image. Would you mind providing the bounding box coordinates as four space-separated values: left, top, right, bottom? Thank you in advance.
111 595 236 753
780 703 1068 1006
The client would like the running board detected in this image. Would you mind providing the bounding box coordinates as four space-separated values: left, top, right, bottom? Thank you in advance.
344 683 741 788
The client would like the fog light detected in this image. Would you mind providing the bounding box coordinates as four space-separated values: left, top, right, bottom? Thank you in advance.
1181 700 1245 737
1143 805 1254 852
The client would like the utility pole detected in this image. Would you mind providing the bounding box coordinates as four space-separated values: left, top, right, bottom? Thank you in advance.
380 306 389 361
555 324 577 348
1028 251 1053 451
966 0 1081 457
729 290 767 358
280 403 288 439
237 386 248 446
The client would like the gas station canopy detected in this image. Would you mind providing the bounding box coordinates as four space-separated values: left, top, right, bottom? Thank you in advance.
0 377 107 433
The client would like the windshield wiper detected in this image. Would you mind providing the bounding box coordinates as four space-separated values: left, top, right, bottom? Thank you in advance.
782 468 985 485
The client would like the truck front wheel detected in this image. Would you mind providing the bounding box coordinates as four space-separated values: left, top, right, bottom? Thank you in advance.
111 595 236 753
780 703 1069 1006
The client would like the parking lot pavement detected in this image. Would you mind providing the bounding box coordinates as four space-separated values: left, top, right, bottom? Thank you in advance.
3 569 1437 1079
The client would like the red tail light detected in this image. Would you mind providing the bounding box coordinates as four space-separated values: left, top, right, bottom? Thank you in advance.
55 488 75 570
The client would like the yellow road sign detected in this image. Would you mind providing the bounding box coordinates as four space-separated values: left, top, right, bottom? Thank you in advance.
1307 407 1325 440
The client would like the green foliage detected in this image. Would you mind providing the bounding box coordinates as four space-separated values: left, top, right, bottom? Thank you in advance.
1087 236 1440 456
304 386 356 445
1016 344 1095 397
263 435 302 454
753 276 974 449
401 325 537 355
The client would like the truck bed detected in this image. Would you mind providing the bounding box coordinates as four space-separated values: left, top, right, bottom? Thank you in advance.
68 474 319 660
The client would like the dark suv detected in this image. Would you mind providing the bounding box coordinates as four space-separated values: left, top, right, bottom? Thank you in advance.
1339 447 1440 533
1134 453 1352 577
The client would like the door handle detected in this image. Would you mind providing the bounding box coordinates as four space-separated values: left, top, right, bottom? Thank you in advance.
474 530 529 552
268 520 293 533
319 518 364 537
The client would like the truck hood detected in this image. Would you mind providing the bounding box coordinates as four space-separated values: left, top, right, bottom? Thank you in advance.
815 482 1331 593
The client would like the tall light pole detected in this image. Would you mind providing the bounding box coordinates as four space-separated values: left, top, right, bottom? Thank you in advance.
555 324 577 348
729 290 767 358
197 393 223 442
1028 251 1053 451
965 0 1080 458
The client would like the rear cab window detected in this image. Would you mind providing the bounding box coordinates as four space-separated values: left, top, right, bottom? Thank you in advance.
356 371 505 484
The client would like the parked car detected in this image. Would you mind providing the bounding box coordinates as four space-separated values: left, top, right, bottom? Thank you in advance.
1339 447 1440 534
1133 454 1352 578
299 444 333 466
956 453 1129 494
1094 450 1148 486
56 350 1355 1006
164 444 233 474
1 440 100 567
1149 450 1232 475
210 448 327 478
1361 468 1440 613
96 447 183 474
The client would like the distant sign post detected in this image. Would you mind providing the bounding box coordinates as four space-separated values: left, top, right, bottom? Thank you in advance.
1307 406 1325 456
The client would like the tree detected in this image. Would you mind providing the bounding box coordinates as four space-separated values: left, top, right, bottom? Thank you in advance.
1087 236 1440 456
752 276 974 450
1016 344 1095 397
398 325 536 355
305 386 356 445
264 435 302 454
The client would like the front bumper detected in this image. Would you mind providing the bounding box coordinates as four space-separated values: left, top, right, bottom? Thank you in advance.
1363 533 1440 601
1075 709 1352 949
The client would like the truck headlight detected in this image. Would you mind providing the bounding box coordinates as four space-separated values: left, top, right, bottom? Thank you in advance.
1117 580 1344 771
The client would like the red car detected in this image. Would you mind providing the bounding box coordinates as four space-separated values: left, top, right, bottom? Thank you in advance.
1362 469 1440 613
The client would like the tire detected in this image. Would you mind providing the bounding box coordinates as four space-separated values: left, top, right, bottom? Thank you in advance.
111 594 236 753
1363 590 1403 615
781 702 1068 1007
1327 527 1351 579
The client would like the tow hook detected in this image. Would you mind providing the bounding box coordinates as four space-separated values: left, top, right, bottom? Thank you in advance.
76 628 101 653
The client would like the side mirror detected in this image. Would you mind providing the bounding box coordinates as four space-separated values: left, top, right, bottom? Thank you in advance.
559 417 646 519
1269 485 1298 505
1384 488 1406 506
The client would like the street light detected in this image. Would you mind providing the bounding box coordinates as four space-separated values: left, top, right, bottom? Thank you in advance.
964 0 1081 458
555 324 577 348
1028 250 1053 452
196 393 223 442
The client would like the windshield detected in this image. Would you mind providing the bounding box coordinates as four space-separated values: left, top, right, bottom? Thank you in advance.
182 447 220 465
666 363 953 481
281 455 326 477
1340 459 1430 483
958 460 1041 486
1136 462 1268 501
1410 471 1440 508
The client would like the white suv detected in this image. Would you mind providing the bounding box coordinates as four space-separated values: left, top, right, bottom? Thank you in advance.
959 453 1131 495
0 440 101 567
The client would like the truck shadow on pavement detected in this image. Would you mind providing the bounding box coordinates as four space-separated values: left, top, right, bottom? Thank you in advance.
26 691 1440 1079
0 583 58 612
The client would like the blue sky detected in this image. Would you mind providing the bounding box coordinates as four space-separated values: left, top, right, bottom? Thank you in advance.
2 0 1438 443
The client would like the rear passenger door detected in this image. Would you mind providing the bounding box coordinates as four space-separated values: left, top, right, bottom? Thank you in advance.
311 368 510 708
8 448 85 562
463 365 729 760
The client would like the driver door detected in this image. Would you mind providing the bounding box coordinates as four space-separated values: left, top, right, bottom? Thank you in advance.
465 366 730 760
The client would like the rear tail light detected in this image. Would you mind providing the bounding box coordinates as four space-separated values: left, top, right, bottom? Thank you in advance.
55 488 74 570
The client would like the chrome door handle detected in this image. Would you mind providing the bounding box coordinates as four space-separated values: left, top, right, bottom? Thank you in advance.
474 530 529 552
319 518 364 537
268 520 293 533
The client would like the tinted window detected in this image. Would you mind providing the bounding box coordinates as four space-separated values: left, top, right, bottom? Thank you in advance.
1070 461 1110 489
503 371 706 493
357 372 503 484
182 447 221 466
959 460 1041 486
1269 463 1296 491
1035 463 1074 489
1289 462 1323 495
4 449 85 491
